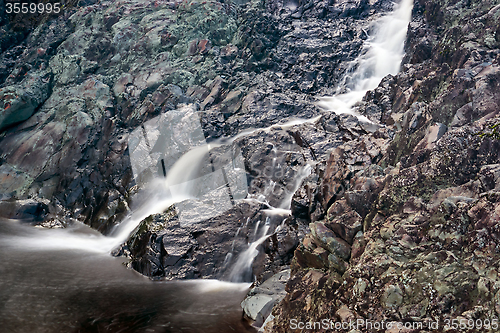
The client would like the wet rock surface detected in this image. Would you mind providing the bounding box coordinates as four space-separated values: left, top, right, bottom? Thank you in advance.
0 0 499 329
0 0 396 283
266 0 500 332
113 201 299 281
241 269 290 328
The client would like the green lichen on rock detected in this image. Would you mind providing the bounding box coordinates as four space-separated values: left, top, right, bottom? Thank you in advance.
0 70 52 131
266 0 500 331
477 122 500 140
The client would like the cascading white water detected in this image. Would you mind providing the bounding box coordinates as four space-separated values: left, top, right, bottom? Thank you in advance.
4 0 415 281
318 0 414 123
223 0 414 284
2 143 216 254
109 143 217 247
279 164 312 210
0 219 253 333
0 3 417 331
228 222 271 282
4 114 319 257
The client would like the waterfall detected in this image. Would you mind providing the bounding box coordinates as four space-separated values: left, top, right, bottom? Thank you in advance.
318 0 414 123
0 1 419 331
2 111 317 256
3 0 415 270
221 0 415 284
0 219 253 333
279 164 312 210
228 222 271 283
109 143 217 247
1 145 216 254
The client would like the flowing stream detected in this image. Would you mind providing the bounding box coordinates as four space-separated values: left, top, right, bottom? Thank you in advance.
318 0 414 123
0 1 413 331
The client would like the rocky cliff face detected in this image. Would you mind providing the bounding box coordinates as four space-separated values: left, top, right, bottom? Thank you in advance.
0 0 401 281
266 0 500 331
1 0 500 329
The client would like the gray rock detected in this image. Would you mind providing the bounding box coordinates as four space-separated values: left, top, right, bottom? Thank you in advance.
480 164 500 191
328 253 347 274
242 269 290 327
381 284 403 309
0 70 51 131
241 294 274 325
0 198 49 221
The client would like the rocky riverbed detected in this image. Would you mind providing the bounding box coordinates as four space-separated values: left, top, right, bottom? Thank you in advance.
264 0 500 331
1 0 500 331
0 0 397 280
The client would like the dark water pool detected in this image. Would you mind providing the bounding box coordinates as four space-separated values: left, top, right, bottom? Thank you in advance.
0 220 255 333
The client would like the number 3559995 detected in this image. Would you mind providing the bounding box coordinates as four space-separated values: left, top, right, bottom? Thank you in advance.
5 2 61 14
